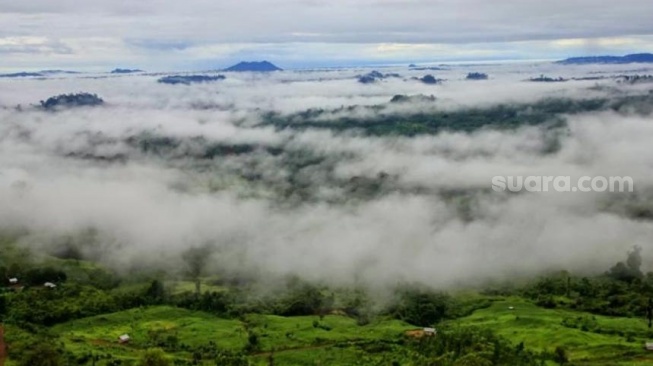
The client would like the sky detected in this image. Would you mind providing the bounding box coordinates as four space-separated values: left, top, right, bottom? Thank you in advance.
1 0 653 71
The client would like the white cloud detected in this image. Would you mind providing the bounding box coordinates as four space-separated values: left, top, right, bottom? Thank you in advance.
1 65 653 287
0 0 652 69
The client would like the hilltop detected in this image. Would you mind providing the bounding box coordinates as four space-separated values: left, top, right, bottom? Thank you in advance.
223 60 283 72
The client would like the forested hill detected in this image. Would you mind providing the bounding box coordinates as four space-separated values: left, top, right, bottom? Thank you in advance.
261 94 653 136
556 53 653 65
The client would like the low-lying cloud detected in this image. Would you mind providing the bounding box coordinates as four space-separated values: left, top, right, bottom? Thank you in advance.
1 63 653 289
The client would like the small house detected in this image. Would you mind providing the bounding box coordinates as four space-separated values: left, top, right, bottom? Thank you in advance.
9 278 18 284
44 282 57 288
645 342 653 351
423 327 436 336
118 334 131 344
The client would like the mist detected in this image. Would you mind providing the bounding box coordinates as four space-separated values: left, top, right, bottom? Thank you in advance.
2 62 653 290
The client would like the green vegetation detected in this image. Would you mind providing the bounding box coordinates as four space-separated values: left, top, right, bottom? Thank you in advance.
261 94 653 136
44 93 653 209
3 234 653 365
3 91 653 364
39 93 104 110
446 298 652 364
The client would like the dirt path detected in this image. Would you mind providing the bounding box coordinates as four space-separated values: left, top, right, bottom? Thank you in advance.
0 324 7 366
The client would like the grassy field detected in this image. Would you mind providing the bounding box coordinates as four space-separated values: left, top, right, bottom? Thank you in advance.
47 306 414 365
9 296 653 365
52 306 247 362
446 297 653 365
244 313 409 351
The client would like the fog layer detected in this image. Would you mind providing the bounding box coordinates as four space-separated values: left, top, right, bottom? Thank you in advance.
1 63 653 287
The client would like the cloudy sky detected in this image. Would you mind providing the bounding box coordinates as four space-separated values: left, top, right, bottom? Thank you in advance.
1 0 653 71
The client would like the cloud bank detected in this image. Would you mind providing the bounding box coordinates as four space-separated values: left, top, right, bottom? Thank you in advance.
1 63 653 289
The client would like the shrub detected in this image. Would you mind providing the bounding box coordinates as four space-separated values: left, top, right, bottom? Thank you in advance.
138 348 170 366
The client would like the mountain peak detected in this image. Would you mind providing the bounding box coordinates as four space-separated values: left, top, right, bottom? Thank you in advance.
223 61 283 72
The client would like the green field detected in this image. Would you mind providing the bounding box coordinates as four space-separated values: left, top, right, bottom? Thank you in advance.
6 298 653 365
6 237 653 365
52 307 247 361
445 297 653 365
39 306 415 365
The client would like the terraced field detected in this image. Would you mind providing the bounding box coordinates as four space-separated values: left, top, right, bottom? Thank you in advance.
47 306 414 365
446 297 653 365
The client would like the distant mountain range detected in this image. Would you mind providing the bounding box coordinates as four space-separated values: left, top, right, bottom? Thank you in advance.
0 72 44 78
223 61 282 72
0 70 79 78
111 68 143 74
40 70 80 75
157 74 226 85
556 53 653 65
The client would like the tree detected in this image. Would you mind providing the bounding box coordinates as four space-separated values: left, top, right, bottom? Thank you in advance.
138 348 170 366
392 286 452 326
607 262 631 282
553 346 569 365
0 294 6 319
274 276 326 316
246 332 259 352
23 267 67 286
145 279 166 304
18 342 63 366
626 246 643 278
647 298 653 328
182 245 213 296
215 350 250 366
607 246 644 282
